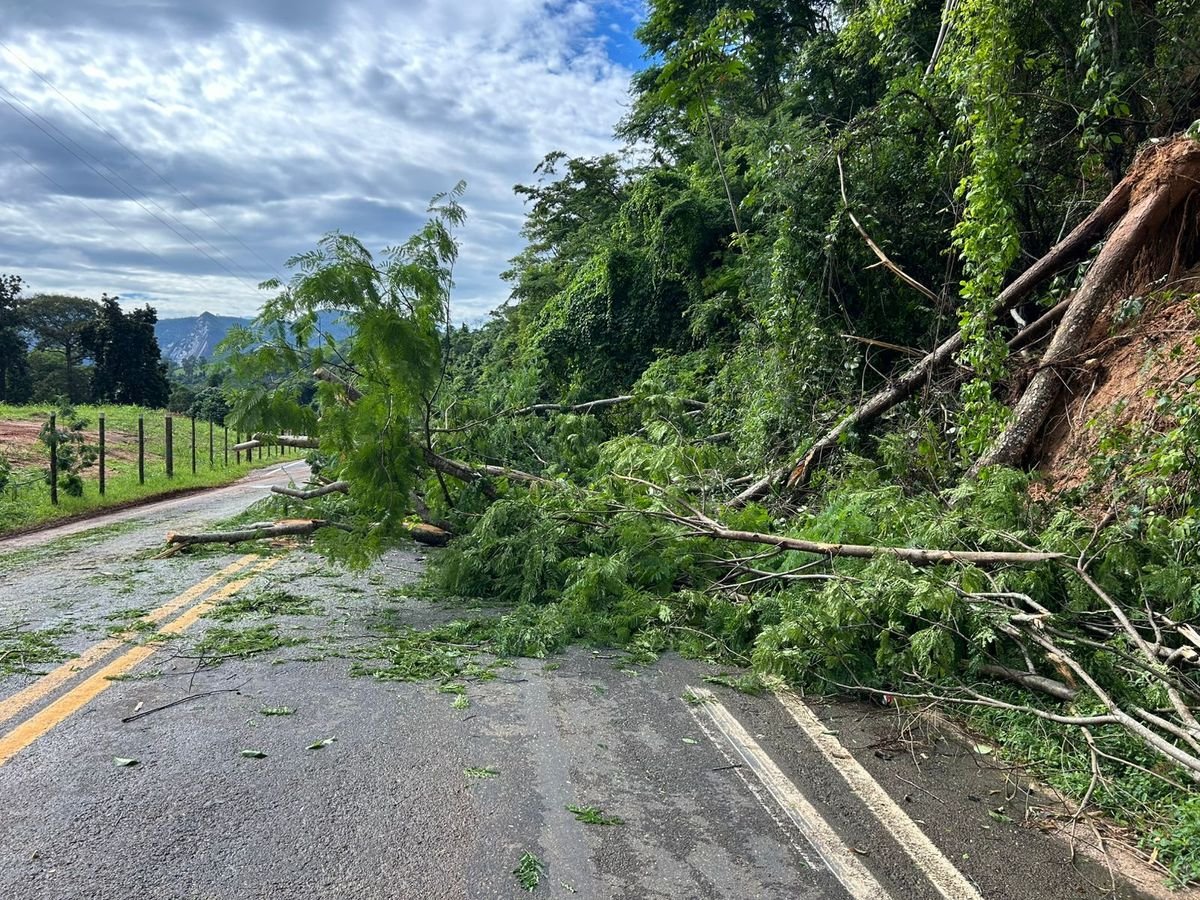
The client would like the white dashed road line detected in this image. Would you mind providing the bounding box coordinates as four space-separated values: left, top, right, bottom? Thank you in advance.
775 691 984 900
687 686 894 900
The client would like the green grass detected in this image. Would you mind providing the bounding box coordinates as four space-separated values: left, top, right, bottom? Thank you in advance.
0 402 300 535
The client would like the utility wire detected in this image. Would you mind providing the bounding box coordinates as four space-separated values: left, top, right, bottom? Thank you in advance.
0 84 263 292
5 146 171 269
0 39 286 281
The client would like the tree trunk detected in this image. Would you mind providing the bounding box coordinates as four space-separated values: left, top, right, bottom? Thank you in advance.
972 137 1200 473
729 142 1143 508
165 517 449 548
271 481 350 500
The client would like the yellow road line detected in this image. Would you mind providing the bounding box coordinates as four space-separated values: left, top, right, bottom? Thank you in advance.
0 556 281 767
0 554 259 728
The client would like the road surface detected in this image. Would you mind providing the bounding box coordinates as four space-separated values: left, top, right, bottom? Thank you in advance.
0 472 1164 899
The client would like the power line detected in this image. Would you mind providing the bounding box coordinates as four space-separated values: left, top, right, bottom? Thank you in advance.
0 82 264 288
0 39 286 281
4 146 173 269
0 86 265 292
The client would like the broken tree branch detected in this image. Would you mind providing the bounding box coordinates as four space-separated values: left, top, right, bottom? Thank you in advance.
313 366 363 402
728 144 1140 507
166 519 333 546
232 434 320 452
271 481 350 500
650 503 1064 566
431 395 706 435
838 155 939 303
978 664 1078 702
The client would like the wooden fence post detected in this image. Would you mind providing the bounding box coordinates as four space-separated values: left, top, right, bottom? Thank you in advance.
166 415 174 477
191 415 197 474
236 430 241 465
98 412 106 496
48 412 58 506
224 425 228 466
209 418 214 468
138 416 145 484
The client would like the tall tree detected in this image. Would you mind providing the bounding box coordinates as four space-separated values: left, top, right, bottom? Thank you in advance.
81 295 170 407
0 274 31 403
21 294 100 402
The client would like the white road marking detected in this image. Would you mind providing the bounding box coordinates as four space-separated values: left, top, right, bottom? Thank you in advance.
687 686 893 900
776 692 984 900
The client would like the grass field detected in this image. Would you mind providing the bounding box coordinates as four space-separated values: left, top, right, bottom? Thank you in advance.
0 403 299 535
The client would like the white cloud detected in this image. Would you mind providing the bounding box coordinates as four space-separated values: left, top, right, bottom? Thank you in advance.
0 0 637 321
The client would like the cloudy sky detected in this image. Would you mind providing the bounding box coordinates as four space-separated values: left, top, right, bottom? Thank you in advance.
0 0 644 322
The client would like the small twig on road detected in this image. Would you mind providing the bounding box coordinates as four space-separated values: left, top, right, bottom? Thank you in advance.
891 772 947 806
120 683 247 723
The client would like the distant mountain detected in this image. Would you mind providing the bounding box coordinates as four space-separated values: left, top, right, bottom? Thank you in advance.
155 310 353 362
155 312 250 362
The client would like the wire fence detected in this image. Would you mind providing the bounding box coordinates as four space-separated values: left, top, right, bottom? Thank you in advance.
4 413 297 506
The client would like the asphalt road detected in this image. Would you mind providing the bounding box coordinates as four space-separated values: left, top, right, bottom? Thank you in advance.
0 473 1168 899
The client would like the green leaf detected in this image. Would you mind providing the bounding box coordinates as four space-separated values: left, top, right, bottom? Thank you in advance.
567 804 623 826
464 766 500 779
513 851 544 892
113 757 138 768
306 737 337 750
240 749 268 759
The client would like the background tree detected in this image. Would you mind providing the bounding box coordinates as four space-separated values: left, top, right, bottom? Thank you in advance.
0 274 31 403
20 294 100 402
81 295 170 407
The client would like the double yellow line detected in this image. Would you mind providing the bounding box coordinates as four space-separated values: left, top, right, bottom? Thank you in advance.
0 553 282 767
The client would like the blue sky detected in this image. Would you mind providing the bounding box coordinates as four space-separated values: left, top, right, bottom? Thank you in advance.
0 1 647 321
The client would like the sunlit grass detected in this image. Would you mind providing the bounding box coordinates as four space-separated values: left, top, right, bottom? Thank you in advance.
0 402 300 534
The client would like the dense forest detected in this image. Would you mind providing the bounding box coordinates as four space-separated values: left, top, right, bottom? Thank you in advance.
220 0 1200 883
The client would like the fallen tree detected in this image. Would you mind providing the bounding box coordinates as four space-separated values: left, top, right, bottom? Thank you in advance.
973 136 1200 472
164 517 449 548
728 147 1147 507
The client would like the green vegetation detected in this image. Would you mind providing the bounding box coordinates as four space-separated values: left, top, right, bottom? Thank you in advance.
190 624 307 662
566 805 623 826
0 401 280 534
0 284 168 407
0 622 73 676
513 852 544 892
206 588 317 623
464 766 500 779
216 0 1200 885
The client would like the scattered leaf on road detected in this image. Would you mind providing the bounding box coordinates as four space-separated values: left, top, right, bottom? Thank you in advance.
681 737 698 745
513 851 544 892
113 757 138 767
306 737 336 750
567 804 623 826
464 766 500 779
240 749 268 759
260 706 295 716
